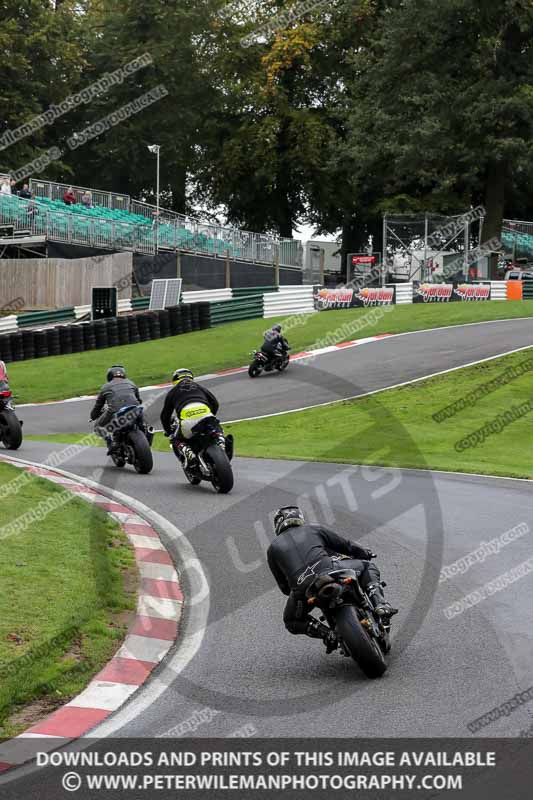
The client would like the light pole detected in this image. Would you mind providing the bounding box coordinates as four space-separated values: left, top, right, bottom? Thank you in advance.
147 144 160 253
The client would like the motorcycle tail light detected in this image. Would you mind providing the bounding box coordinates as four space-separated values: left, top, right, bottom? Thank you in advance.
0 390 11 398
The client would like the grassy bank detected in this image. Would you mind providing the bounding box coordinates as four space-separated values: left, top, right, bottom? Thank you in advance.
0 462 137 737
8 299 533 403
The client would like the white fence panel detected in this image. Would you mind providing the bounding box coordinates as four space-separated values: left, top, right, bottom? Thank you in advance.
263 285 316 318
0 315 18 333
390 282 413 304
182 289 233 304
490 281 507 300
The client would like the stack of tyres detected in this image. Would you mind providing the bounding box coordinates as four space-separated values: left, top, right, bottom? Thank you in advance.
128 315 140 344
46 327 61 357
82 322 96 351
148 312 161 340
180 303 192 333
137 313 150 342
190 303 200 332
197 302 211 329
95 319 109 350
22 329 35 361
11 332 24 362
117 316 130 346
106 317 119 348
34 330 49 358
158 309 170 338
0 334 13 363
59 325 73 355
70 325 84 353
167 305 182 335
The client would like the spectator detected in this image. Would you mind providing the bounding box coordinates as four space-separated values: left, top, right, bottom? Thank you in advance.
63 186 76 205
10 178 16 193
17 183 32 199
80 190 92 208
1 177 11 194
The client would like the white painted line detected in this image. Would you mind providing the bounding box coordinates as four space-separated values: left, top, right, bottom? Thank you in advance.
137 595 183 620
224 344 533 424
66 681 137 711
139 562 180 582
116 634 172 663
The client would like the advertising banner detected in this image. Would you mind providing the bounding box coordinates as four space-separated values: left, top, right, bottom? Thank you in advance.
414 282 491 303
314 286 395 310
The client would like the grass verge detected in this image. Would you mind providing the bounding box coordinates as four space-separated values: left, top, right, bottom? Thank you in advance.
28 347 533 479
8 299 533 403
0 462 137 737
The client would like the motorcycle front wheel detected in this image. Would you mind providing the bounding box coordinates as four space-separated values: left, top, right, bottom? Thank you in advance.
248 362 262 377
335 605 387 679
0 411 22 450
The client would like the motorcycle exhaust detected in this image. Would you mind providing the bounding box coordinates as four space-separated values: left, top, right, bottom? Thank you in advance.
146 426 155 446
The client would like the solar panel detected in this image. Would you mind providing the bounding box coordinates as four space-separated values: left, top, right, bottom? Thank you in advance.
149 278 182 310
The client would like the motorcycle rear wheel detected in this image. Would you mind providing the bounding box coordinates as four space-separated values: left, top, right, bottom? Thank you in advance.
335 605 387 679
128 429 153 474
205 443 234 493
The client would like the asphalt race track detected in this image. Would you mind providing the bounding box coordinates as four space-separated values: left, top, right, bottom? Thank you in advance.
19 317 533 432
11 317 533 738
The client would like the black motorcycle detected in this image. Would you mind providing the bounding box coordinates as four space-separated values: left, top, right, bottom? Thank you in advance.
305 568 390 678
107 405 154 474
171 416 234 494
0 378 22 450
248 347 290 377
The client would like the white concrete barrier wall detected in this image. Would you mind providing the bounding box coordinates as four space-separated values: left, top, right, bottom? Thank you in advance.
263 286 316 318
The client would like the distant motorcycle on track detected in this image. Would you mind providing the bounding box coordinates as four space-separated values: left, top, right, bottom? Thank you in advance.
305 566 390 679
0 361 22 450
248 348 290 378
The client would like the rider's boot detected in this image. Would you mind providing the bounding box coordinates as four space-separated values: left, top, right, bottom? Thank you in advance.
366 582 398 620
306 618 338 654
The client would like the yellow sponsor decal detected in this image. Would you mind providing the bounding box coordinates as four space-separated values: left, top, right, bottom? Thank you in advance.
181 404 210 420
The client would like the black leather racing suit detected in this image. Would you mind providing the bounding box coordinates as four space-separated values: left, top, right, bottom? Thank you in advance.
267 523 380 634
261 331 289 361
90 378 141 436
160 379 219 437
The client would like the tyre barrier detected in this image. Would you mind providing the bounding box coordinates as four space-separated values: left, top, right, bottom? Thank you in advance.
0 303 210 365
94 319 109 350
22 329 35 361
0 334 13 363
128 314 140 344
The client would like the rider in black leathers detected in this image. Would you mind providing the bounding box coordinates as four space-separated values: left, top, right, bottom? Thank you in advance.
260 323 289 364
267 506 398 652
160 368 220 465
90 365 141 453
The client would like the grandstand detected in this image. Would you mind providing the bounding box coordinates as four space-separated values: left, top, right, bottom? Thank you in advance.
501 220 533 262
0 176 302 267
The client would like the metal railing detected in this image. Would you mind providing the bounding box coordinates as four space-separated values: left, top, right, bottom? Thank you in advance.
30 179 130 211
0 194 155 254
21 177 304 266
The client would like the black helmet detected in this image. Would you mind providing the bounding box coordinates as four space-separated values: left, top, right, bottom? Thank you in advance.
172 368 193 385
107 365 126 381
274 506 305 536
272 324 282 333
